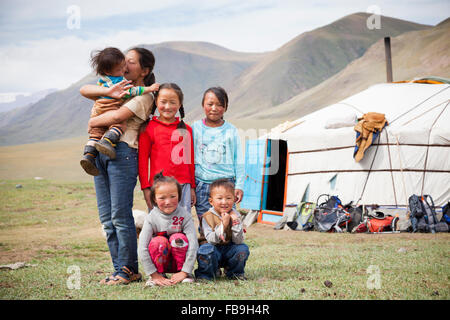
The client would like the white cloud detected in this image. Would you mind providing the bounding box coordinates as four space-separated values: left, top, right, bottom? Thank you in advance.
0 0 448 94
0 0 185 21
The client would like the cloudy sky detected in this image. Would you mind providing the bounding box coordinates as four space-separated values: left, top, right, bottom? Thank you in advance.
0 0 448 95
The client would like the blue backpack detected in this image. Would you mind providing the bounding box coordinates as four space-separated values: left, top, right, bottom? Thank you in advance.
408 195 449 233
313 194 351 233
440 201 450 226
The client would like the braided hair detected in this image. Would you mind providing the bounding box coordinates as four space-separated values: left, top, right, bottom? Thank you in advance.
151 83 187 131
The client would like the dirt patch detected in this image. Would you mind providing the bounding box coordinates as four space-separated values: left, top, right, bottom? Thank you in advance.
0 224 104 264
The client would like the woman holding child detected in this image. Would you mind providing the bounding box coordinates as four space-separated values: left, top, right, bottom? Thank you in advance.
80 47 157 285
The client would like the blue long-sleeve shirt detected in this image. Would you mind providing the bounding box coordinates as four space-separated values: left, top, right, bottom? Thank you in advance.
193 120 245 190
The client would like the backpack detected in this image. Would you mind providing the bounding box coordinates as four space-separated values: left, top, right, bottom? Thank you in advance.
408 194 449 233
286 202 316 231
351 210 399 233
440 201 450 227
366 211 398 233
313 194 351 233
274 205 296 230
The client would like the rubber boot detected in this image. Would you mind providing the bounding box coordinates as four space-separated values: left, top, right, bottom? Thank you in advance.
80 145 100 176
95 129 120 159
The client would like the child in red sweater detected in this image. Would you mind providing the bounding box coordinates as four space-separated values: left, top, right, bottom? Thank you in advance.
138 83 196 214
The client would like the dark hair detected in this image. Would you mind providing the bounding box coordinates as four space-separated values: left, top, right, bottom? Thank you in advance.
151 83 187 131
90 47 125 76
209 178 235 196
128 47 156 86
150 171 182 207
202 87 229 110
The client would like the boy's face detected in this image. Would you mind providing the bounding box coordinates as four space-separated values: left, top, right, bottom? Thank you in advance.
154 182 179 214
209 186 235 215
108 60 127 77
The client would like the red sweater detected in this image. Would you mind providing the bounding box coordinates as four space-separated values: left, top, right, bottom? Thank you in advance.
138 117 196 190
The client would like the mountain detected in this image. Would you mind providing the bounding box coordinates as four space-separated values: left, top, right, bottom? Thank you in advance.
0 89 57 113
0 42 266 146
144 42 267 115
0 13 433 146
224 12 429 119
255 16 450 121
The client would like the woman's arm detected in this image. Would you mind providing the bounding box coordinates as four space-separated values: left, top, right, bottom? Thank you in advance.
88 106 135 128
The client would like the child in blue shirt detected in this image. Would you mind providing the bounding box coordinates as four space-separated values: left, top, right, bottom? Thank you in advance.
193 87 245 219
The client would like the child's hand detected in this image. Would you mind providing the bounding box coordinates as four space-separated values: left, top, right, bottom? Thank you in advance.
143 188 153 211
151 272 172 287
221 212 231 232
170 271 187 284
221 211 231 221
190 188 196 207
148 83 160 92
230 211 239 221
235 189 244 204
106 80 133 99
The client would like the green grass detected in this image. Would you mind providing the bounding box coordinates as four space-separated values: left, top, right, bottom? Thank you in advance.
0 179 449 300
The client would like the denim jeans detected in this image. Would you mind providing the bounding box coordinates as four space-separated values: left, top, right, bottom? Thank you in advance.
195 178 236 219
194 242 249 280
94 142 139 279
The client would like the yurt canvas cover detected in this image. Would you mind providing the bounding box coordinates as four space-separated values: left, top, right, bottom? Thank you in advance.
270 83 450 208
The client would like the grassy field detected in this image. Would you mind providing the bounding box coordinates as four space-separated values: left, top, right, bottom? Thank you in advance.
0 118 279 184
0 178 449 300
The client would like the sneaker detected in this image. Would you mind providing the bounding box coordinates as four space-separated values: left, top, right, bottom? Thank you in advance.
145 279 157 287
195 277 212 283
95 139 116 159
182 275 195 284
229 274 247 281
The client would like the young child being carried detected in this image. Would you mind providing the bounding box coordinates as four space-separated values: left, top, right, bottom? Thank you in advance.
138 172 198 287
80 47 159 176
195 178 250 281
